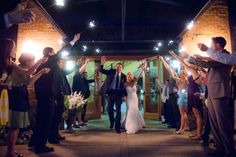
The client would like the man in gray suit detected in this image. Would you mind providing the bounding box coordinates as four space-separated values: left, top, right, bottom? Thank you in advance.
188 37 235 157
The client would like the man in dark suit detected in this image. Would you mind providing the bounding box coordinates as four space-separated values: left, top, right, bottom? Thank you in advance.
100 56 126 133
29 34 81 153
72 71 96 125
189 37 235 157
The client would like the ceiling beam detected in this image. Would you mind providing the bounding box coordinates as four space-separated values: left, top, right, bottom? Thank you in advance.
121 0 126 41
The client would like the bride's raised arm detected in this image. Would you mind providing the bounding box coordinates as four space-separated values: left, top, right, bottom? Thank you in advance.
134 61 146 82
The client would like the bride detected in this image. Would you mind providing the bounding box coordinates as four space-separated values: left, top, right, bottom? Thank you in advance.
122 62 146 134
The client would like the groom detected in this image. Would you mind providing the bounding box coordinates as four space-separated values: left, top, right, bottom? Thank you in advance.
100 56 127 133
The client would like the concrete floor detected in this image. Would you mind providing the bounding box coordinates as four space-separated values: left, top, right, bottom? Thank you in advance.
0 116 235 157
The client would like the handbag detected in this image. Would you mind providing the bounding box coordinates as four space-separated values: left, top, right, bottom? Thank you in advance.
0 89 9 126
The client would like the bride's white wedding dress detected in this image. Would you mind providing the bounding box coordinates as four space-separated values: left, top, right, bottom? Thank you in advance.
122 85 145 134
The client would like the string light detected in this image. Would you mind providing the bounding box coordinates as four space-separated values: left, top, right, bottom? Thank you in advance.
153 47 159 51
55 0 65 6
95 48 101 54
158 42 162 47
168 40 174 45
187 20 194 30
82 45 88 52
89 21 96 28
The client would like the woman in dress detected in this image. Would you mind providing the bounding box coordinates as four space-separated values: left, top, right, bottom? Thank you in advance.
0 39 48 157
159 56 189 134
169 51 203 140
122 62 146 134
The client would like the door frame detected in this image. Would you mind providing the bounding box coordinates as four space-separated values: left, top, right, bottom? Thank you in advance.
143 56 162 120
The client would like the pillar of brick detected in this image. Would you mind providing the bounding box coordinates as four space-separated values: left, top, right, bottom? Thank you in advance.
16 0 65 61
180 0 232 55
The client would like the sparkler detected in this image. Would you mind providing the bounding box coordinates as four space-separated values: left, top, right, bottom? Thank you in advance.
81 20 97 35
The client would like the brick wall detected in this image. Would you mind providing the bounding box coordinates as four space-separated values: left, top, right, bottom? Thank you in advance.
16 1 65 61
180 0 232 55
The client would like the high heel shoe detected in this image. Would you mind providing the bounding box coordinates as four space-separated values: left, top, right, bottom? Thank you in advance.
175 130 184 134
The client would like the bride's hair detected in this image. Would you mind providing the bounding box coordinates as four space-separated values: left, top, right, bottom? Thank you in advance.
127 72 137 82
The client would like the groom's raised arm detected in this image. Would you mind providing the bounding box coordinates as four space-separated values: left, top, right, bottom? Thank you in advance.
100 56 113 75
100 65 112 75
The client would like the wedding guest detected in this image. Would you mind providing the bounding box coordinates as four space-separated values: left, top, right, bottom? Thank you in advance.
156 77 170 124
189 37 235 157
72 71 96 126
48 56 89 144
169 51 203 140
159 56 188 133
0 39 48 157
29 33 81 153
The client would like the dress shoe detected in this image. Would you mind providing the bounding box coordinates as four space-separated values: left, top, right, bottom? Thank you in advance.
110 123 114 129
35 146 54 154
48 138 60 144
56 135 66 141
80 123 87 126
200 140 209 147
73 124 80 128
116 130 121 134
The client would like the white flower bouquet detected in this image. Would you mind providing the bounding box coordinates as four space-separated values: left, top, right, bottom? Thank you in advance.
63 92 87 120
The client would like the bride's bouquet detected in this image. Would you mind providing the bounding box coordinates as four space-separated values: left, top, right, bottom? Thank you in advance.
63 92 87 120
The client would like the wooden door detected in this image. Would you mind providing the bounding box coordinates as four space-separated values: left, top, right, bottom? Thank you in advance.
143 57 162 120
85 60 102 120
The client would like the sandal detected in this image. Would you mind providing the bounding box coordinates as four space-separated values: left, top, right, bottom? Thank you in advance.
175 130 184 134
15 152 23 157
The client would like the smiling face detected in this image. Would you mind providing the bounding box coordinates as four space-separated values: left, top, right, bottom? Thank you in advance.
116 63 123 73
126 72 133 82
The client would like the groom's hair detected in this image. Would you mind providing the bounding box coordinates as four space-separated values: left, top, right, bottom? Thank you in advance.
116 63 123 67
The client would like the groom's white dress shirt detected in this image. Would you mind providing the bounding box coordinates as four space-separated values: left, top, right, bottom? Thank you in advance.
110 72 121 90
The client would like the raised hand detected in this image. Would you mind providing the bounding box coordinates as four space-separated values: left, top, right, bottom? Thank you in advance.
193 54 203 60
7 9 35 27
168 50 175 56
76 58 83 66
101 56 106 65
85 58 90 64
73 33 81 43
197 43 208 52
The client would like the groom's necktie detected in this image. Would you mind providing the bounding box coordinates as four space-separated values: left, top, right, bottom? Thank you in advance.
115 74 120 89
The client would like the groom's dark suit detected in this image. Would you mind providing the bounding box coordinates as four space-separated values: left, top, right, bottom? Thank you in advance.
100 65 127 132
